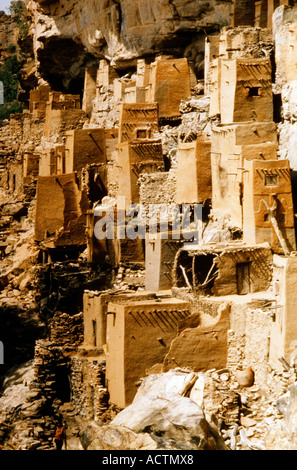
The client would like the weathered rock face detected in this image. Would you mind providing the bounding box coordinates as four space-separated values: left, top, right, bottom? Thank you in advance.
273 5 297 170
26 0 232 90
0 13 19 66
81 423 159 451
273 5 297 92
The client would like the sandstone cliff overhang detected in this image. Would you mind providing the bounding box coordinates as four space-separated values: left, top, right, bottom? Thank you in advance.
25 0 233 89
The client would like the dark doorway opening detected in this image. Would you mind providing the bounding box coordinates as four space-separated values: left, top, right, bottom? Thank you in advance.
236 262 251 295
55 365 71 402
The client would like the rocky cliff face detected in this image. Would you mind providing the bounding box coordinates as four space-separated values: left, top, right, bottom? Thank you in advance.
0 12 19 66
273 5 297 170
25 0 232 91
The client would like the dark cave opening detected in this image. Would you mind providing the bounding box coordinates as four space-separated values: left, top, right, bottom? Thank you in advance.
55 365 71 403
37 37 98 98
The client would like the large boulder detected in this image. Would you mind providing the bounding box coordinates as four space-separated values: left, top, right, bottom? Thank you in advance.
82 370 227 450
81 422 158 451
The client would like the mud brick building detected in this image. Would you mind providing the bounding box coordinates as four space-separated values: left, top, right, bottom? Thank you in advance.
83 290 109 351
243 159 296 253
113 59 151 104
29 85 51 119
23 152 40 184
34 173 88 248
86 201 145 266
145 231 186 292
116 102 165 205
209 57 273 124
205 26 273 96
173 242 273 296
44 91 86 139
64 128 118 192
39 146 64 177
93 56 192 123
118 102 159 144
64 129 108 176
39 129 117 197
96 59 120 91
211 121 278 228
117 139 164 204
106 296 192 408
82 65 97 117
175 136 212 205
146 57 192 120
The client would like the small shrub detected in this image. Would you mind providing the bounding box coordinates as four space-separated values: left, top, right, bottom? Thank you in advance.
0 101 22 121
9 1 28 39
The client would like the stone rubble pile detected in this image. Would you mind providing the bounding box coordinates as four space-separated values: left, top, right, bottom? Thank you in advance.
1 332 297 450
79 366 297 451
